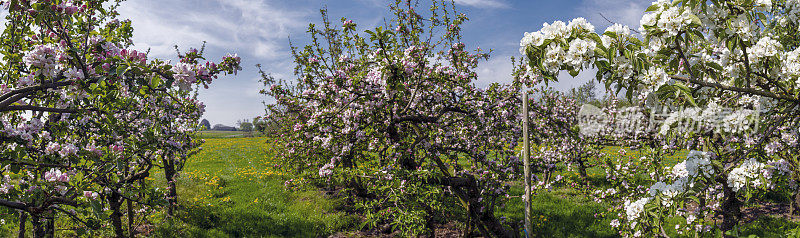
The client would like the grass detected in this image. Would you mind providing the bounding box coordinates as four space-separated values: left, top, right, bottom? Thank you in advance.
497 186 618 238
153 137 356 237
1 138 795 237
152 140 798 237
493 146 800 238
196 130 250 138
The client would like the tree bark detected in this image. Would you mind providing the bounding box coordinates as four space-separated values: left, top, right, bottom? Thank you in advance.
576 159 588 180
463 205 472 238
451 177 512 238
793 189 800 216
18 212 26 238
30 215 47 238
424 204 436 238
719 182 742 234
127 198 135 237
46 213 54 238
108 192 125 238
163 157 177 216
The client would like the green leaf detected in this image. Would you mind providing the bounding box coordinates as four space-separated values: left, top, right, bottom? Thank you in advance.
90 200 106 220
629 37 643 46
115 65 128 77
688 14 702 26
707 62 723 72
569 69 579 77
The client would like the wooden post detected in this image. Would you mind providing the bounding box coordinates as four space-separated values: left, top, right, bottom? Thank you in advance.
522 92 532 238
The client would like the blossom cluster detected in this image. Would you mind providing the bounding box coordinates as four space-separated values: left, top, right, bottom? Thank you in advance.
624 151 714 220
727 158 793 192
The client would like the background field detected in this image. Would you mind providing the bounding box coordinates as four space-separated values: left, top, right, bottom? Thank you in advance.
196 130 251 138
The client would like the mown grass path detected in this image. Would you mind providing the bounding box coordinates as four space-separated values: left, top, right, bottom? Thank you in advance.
153 137 352 237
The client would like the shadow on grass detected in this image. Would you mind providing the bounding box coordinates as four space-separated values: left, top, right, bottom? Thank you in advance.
166 203 332 237
737 216 799 238
529 192 617 238
154 177 357 238
497 187 619 238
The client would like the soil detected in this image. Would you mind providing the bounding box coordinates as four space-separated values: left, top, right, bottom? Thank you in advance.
740 202 800 222
329 222 465 238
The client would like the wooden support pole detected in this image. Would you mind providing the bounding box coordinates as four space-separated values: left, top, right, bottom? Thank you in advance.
522 92 532 238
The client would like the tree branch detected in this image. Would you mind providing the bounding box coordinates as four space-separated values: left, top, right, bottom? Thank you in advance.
0 105 86 113
669 75 799 104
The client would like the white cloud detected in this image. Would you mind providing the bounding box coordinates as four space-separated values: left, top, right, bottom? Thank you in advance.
0 11 7 32
555 68 621 99
454 0 509 9
116 0 311 125
356 0 387 7
555 68 596 91
118 0 307 59
475 54 514 87
578 0 650 30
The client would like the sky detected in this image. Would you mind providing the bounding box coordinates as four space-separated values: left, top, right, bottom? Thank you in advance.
7 0 653 126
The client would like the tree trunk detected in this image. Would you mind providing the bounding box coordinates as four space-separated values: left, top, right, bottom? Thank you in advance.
793 189 800 216
576 159 588 180
481 211 513 238
30 215 47 238
510 222 520 238
108 192 125 238
163 157 177 216
791 189 796 216
18 212 26 238
46 213 54 238
720 182 742 234
457 184 512 238
127 199 135 237
463 205 472 238
418 201 436 238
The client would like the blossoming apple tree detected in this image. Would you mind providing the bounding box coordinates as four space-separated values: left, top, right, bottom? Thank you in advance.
0 0 240 237
263 0 521 236
519 0 800 236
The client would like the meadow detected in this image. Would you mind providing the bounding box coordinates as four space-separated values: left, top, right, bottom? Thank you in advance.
150 136 800 237
150 137 355 237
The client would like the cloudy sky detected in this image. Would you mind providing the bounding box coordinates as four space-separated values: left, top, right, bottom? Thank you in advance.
77 0 654 126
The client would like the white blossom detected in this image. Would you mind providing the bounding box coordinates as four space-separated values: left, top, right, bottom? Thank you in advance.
172 63 197 91
755 0 772 11
544 43 565 73
782 48 800 77
727 158 767 192
640 12 658 29
541 21 568 40
605 23 630 37
640 67 669 90
657 6 691 36
565 38 596 68
748 37 782 60
519 31 545 54
730 14 756 40
613 56 634 79
600 35 613 49
625 197 650 220
568 17 594 33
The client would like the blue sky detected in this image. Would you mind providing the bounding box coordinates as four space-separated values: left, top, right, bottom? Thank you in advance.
10 0 653 126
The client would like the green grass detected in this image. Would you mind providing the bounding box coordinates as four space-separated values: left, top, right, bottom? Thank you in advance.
153 137 356 237
497 186 618 238
152 139 798 237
